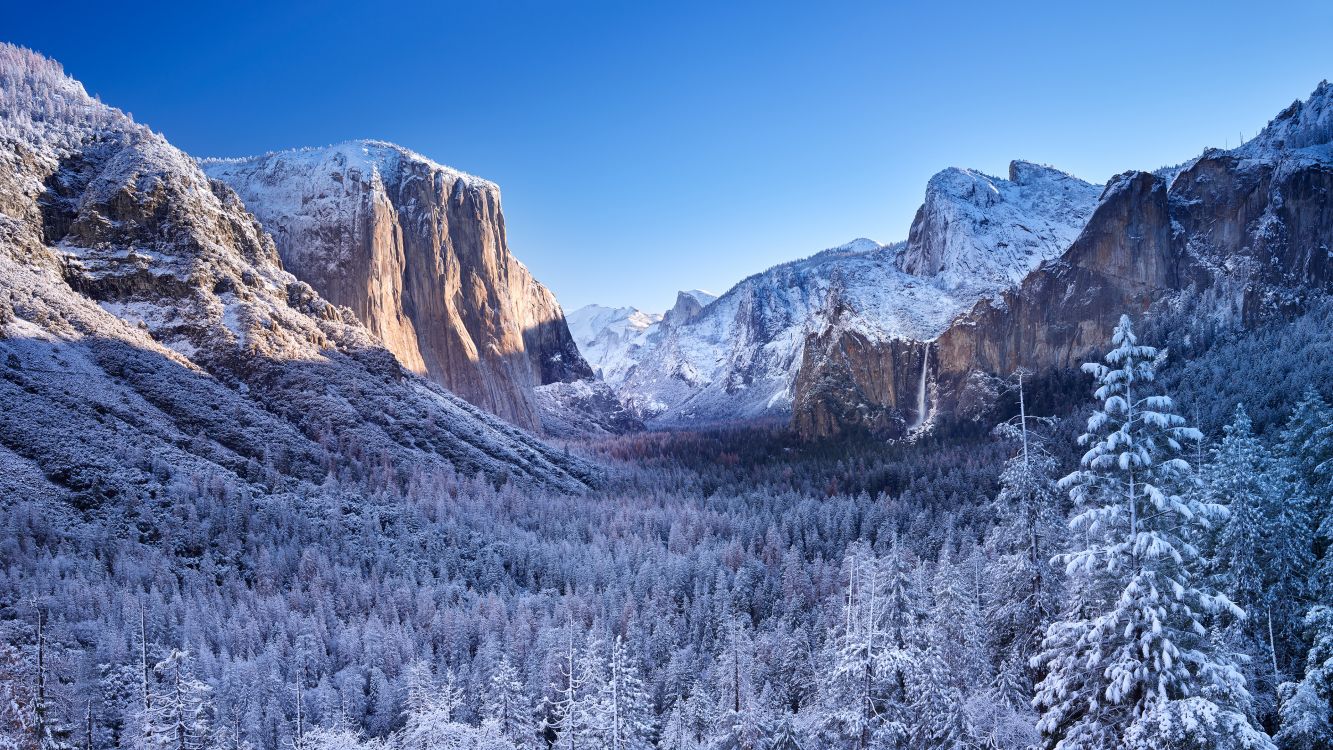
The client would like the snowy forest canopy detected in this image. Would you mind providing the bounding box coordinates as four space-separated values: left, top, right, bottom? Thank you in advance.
3 307 1333 750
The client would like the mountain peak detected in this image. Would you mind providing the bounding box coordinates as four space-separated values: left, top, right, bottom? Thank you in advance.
901 162 1100 288
1241 79 1333 154
201 139 498 193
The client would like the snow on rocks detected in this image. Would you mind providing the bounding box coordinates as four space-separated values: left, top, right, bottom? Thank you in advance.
579 161 1101 427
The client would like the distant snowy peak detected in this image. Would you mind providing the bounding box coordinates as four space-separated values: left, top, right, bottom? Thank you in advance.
567 304 661 347
900 160 1101 289
662 289 717 328
566 304 661 378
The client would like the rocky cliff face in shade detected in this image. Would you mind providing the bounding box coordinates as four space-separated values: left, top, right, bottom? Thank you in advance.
202 142 591 431
794 81 1333 438
0 45 594 499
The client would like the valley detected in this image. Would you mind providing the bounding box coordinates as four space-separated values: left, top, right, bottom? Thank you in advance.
2 39 1332 750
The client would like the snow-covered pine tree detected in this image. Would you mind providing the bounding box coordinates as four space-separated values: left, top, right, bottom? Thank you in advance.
767 716 803 750
1031 314 1271 750
822 544 881 750
658 699 698 750
1275 606 1333 750
681 681 715 750
482 655 533 750
816 543 914 750
987 374 1064 672
707 616 767 750
542 636 594 750
910 546 990 750
599 637 653 750
1279 388 1333 592
0 639 35 750
1206 405 1313 720
147 650 212 750
397 662 473 750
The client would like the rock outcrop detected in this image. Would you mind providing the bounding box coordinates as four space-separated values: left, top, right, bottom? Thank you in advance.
0 44 594 499
793 81 1333 438
203 143 591 431
572 161 1100 428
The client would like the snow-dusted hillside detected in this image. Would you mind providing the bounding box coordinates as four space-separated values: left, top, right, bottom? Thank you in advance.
0 44 595 495
900 161 1101 289
580 162 1101 426
566 303 662 379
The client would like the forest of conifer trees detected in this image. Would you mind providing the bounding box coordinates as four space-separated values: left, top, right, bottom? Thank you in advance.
3 312 1332 750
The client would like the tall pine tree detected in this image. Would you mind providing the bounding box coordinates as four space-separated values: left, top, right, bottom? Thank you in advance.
1032 315 1270 750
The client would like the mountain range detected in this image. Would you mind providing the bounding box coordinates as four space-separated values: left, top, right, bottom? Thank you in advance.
574 83 1333 437
3 40 1331 499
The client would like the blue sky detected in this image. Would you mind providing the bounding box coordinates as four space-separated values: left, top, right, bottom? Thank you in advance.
7 1 1333 312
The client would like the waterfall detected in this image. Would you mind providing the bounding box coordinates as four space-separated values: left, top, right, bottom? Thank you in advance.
910 341 930 431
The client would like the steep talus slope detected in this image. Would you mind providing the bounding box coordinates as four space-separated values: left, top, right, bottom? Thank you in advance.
202 142 591 431
0 44 593 500
796 81 1333 438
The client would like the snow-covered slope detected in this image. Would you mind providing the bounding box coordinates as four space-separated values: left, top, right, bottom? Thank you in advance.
0 44 594 496
585 162 1100 426
566 303 662 379
900 161 1101 289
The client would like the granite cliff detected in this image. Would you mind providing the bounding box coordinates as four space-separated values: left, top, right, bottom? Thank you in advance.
795 82 1333 437
203 143 591 431
0 44 594 500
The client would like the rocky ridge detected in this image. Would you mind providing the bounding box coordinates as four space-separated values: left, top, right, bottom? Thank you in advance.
577 163 1100 428
0 44 595 501
796 82 1333 437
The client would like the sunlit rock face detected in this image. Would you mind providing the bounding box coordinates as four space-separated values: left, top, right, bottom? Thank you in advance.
0 44 594 496
794 82 1333 438
204 142 591 431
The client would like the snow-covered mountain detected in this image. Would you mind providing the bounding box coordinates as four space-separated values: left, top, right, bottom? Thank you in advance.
201 141 591 432
0 44 595 496
798 82 1333 437
900 160 1103 289
566 303 662 379
567 289 718 381
578 162 1100 427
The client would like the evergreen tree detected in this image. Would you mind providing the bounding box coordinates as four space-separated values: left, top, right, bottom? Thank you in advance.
987 379 1064 673
1275 606 1333 750
543 636 595 750
707 617 767 750
1279 389 1333 591
147 651 212 750
482 655 533 750
1207 405 1312 720
657 700 697 750
599 637 653 750
397 662 473 750
1031 315 1270 750
816 544 915 750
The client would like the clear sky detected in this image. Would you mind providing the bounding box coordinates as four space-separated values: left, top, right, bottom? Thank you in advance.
6 1 1332 312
